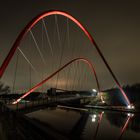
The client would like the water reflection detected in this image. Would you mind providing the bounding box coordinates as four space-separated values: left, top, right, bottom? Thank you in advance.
26 107 140 140
106 111 140 140
93 112 103 140
118 114 133 140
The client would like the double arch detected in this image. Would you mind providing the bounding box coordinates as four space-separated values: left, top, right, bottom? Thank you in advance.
13 57 100 104
0 10 130 105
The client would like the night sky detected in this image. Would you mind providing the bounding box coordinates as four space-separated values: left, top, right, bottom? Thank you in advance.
0 0 140 92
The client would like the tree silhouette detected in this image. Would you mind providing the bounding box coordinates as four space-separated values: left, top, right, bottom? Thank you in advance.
0 81 10 95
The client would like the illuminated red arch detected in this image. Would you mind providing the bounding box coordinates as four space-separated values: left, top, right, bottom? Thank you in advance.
0 10 130 105
13 57 100 104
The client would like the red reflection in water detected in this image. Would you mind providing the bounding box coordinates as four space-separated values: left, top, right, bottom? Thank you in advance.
118 114 133 140
94 111 104 140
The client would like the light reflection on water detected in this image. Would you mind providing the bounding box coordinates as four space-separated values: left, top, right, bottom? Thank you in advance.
26 107 140 140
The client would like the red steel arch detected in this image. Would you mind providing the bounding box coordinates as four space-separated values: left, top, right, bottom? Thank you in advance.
0 10 130 105
13 57 100 104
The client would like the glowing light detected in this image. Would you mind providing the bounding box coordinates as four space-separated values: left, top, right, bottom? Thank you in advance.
92 117 96 122
131 105 135 109
102 100 105 103
92 89 97 92
127 113 131 116
127 113 134 117
127 105 131 109
91 114 97 122
100 92 105 103
12 98 21 104
93 114 97 118
127 105 135 109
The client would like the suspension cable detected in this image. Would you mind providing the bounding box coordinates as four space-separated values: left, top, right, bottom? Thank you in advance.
12 51 19 93
55 15 67 88
30 30 46 65
42 19 54 56
73 61 78 90
42 19 54 89
56 29 67 88
65 18 71 90
28 34 32 91
55 15 61 47
18 48 38 73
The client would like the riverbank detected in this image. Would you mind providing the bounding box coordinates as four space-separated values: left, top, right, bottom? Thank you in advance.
84 105 140 114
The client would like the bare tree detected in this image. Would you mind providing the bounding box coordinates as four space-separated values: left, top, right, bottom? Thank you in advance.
0 81 10 95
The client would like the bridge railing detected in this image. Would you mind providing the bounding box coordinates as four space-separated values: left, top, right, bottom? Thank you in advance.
1 95 90 112
3 97 57 112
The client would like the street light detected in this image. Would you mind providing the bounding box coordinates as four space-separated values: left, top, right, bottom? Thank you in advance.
127 104 135 109
92 89 97 92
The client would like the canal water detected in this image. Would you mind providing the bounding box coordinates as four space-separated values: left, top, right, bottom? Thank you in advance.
26 107 140 140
